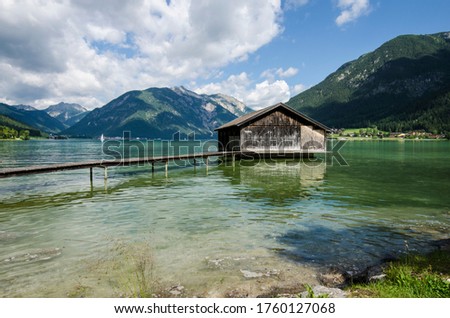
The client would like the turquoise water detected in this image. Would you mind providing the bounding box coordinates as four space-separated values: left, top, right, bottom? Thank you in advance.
0 140 449 297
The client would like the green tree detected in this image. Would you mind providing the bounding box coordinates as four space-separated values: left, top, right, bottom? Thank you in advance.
0 126 19 139
19 130 30 140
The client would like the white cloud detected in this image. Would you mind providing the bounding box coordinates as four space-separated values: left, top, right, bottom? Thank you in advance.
261 67 298 81
194 72 291 110
276 67 298 78
0 0 283 109
335 0 371 26
86 25 126 44
291 83 307 96
247 80 290 109
284 0 309 10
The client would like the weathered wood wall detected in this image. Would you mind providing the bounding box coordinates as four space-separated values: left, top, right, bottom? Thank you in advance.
218 128 241 151
239 110 325 152
300 126 325 150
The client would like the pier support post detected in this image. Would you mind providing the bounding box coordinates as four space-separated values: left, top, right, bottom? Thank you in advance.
104 167 108 180
89 167 93 185
205 157 209 174
151 162 155 175
165 160 168 177
193 158 196 172
232 154 236 170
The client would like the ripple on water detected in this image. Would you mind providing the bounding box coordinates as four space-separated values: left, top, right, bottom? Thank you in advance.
0 141 449 296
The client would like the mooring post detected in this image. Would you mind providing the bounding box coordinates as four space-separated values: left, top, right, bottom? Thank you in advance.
89 167 93 185
232 154 236 169
165 160 168 177
205 156 209 174
151 162 155 175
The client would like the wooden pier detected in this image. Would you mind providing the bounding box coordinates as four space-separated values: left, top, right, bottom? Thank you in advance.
0 151 228 179
0 150 321 184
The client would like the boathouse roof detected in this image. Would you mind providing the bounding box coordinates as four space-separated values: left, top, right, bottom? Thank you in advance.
215 102 331 131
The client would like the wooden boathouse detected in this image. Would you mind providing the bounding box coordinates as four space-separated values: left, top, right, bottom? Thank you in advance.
216 102 330 154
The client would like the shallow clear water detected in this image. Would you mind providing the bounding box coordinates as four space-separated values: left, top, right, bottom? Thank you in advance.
0 140 449 297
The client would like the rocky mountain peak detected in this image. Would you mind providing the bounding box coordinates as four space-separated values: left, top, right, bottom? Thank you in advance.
44 102 89 127
63 86 250 138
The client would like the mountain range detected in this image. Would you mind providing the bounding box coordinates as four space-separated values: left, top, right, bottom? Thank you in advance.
0 102 89 135
0 103 66 134
63 86 252 138
287 32 450 133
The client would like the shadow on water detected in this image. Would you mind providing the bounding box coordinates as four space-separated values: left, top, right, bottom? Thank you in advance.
275 224 438 271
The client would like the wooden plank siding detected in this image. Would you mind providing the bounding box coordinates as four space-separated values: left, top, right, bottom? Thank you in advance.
218 127 241 152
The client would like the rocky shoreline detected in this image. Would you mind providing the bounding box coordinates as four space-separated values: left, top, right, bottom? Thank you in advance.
214 238 450 298
304 238 450 298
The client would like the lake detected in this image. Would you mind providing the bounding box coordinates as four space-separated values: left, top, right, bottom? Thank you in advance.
0 139 449 297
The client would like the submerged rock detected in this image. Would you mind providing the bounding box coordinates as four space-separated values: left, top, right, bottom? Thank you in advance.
168 285 185 296
205 256 256 270
3 248 62 263
320 262 390 287
0 231 16 241
240 269 280 279
240 270 264 278
319 268 347 287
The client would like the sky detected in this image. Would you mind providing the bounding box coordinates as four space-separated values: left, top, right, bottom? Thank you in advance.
0 0 449 110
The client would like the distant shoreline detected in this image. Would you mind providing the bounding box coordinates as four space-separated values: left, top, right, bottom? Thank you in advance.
329 137 448 142
1 136 449 142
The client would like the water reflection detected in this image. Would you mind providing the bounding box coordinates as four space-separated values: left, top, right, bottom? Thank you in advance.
219 159 326 206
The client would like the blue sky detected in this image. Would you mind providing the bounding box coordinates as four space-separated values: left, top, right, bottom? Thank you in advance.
268 0 450 86
0 0 449 110
194 0 450 108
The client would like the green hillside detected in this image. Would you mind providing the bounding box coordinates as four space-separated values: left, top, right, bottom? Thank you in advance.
287 32 450 133
0 103 66 134
0 115 43 139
